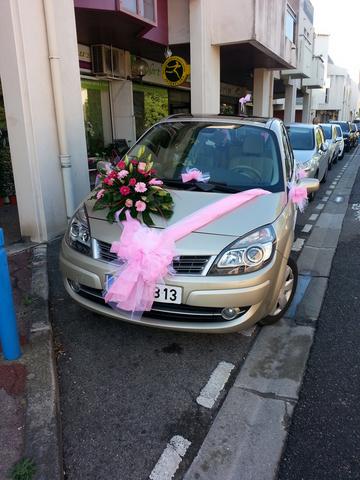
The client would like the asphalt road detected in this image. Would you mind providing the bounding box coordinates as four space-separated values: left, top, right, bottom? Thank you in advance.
48 150 353 480
278 149 360 480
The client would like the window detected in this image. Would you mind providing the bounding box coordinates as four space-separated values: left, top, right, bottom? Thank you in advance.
285 7 296 43
127 122 284 193
288 126 315 150
120 0 156 22
325 88 329 104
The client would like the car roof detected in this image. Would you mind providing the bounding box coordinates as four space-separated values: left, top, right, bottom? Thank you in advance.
287 123 317 129
159 114 281 130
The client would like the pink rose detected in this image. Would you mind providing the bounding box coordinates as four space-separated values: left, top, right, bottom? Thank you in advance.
116 160 126 169
109 170 117 179
96 189 105 199
120 186 131 196
134 182 147 193
138 162 147 172
131 159 138 165
125 199 133 208
103 177 114 186
128 178 136 186
148 178 163 186
135 200 146 212
117 169 129 179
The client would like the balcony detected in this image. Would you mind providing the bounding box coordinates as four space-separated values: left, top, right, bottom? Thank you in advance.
303 55 325 88
282 35 313 79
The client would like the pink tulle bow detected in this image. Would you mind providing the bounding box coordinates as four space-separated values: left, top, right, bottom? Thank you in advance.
104 188 270 315
239 93 251 105
288 182 308 212
181 168 209 183
296 168 307 180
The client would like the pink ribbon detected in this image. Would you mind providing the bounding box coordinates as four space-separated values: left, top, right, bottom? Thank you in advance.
288 181 308 212
104 188 270 314
181 168 209 183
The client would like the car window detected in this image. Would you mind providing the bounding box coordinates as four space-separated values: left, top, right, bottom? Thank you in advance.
127 122 284 193
281 125 294 180
336 126 342 137
320 125 332 140
288 126 314 150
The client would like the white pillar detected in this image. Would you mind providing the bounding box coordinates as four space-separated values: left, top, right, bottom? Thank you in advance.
0 0 89 242
302 90 311 123
189 0 220 114
111 80 136 147
284 82 297 124
253 68 274 117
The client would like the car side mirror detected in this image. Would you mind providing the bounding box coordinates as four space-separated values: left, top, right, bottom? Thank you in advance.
336 136 343 142
298 178 320 193
320 143 328 152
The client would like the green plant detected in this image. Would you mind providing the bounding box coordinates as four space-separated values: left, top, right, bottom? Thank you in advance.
7 458 36 480
0 144 15 197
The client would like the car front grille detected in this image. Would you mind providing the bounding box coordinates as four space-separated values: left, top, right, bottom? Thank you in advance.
95 239 211 275
68 281 249 323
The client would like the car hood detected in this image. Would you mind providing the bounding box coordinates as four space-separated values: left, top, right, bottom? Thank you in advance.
292 149 314 164
86 189 286 238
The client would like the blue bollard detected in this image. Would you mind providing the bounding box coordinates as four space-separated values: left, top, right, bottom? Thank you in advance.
0 228 21 360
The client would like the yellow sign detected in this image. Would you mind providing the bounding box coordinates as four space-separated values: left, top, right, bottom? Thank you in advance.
162 56 190 86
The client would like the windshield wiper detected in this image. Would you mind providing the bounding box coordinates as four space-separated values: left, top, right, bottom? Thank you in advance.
195 182 242 193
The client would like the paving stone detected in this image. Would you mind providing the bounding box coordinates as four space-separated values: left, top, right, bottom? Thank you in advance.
234 319 314 400
184 388 293 480
289 276 328 323
315 213 344 229
297 246 335 277
306 227 341 248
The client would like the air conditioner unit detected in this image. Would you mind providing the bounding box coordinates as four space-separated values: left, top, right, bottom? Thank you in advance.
91 45 130 79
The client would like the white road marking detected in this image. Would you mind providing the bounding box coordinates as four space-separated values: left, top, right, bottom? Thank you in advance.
149 436 191 480
326 190 332 195
196 361 235 409
329 185 335 189
309 214 319 221
302 224 312 233
352 204 360 222
316 203 325 210
322 196 329 202
331 182 337 186
292 238 305 252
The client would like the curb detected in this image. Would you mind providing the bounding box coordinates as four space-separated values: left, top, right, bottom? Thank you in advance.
17 244 63 480
184 149 360 480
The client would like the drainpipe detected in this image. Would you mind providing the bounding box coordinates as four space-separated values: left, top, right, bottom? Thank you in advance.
42 0 75 219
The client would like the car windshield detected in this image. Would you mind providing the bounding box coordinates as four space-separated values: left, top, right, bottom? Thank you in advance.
337 122 350 133
287 126 314 150
126 121 284 193
320 125 332 140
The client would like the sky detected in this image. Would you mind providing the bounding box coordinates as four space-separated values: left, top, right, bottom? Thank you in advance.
311 0 360 82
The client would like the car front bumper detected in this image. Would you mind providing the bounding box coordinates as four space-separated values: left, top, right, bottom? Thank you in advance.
59 238 289 333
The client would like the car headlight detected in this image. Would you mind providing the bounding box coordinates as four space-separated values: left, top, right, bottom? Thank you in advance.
208 226 276 276
65 204 92 255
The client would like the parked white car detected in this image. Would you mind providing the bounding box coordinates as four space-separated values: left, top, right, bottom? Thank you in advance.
331 123 345 160
320 123 342 167
287 123 330 184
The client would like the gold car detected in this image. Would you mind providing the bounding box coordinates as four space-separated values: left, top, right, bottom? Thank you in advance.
60 116 318 333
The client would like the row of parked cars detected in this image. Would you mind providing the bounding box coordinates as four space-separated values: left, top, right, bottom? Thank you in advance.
287 120 358 188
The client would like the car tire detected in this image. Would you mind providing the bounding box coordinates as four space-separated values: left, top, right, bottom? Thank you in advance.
321 165 328 183
259 257 298 326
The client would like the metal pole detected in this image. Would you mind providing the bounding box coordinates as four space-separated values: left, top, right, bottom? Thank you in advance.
0 228 21 360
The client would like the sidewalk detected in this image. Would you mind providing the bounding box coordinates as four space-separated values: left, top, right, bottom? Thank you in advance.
278 154 360 478
0 243 62 480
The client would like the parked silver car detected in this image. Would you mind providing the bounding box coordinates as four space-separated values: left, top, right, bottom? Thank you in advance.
287 123 330 184
331 123 345 160
320 123 341 168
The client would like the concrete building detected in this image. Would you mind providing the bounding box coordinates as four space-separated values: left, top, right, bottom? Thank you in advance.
1 0 357 244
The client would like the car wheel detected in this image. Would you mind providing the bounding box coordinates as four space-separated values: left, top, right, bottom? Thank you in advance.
259 257 298 326
321 165 328 183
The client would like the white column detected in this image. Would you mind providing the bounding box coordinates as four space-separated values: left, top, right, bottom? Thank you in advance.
302 90 311 123
284 82 297 124
189 0 220 114
110 80 136 147
253 68 274 117
0 0 89 242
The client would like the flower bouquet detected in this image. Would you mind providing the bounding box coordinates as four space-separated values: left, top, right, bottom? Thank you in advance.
91 147 174 226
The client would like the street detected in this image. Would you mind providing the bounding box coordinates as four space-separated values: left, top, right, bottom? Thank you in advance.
48 148 358 480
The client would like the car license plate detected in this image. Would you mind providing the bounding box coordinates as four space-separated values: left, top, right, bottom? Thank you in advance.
154 284 182 304
105 275 182 305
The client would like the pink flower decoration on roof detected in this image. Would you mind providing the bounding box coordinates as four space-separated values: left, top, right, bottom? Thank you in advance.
120 186 131 196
